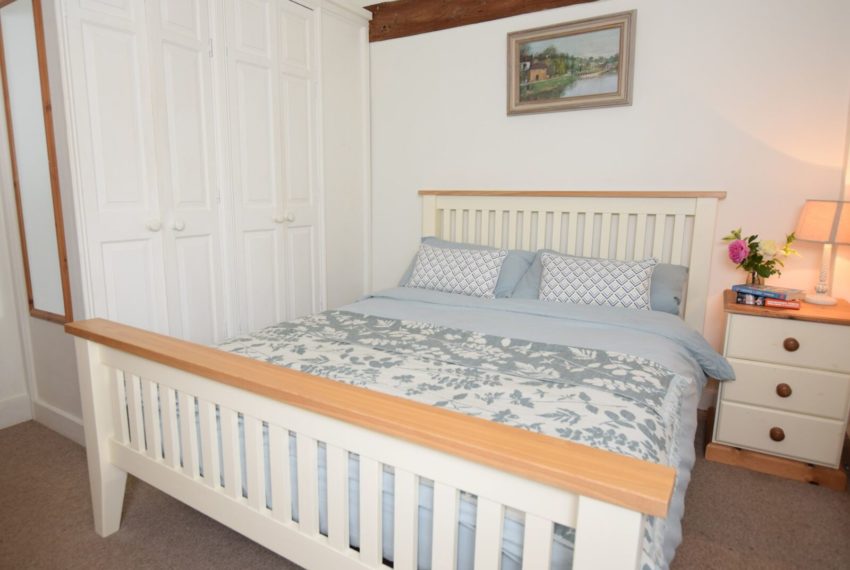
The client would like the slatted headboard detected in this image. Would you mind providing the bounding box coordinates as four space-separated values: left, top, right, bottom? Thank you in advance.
420 190 726 333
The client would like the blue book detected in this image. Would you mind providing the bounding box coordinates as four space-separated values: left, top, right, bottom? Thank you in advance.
731 284 805 300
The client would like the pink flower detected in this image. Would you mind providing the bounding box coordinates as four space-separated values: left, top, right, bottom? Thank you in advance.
728 239 749 264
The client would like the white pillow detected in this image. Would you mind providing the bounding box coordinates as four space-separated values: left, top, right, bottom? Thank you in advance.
406 243 507 298
539 252 657 310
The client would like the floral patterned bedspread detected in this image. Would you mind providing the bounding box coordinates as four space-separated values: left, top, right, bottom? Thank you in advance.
218 310 695 569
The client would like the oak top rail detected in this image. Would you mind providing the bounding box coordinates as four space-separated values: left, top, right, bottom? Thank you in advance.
66 317 676 517
419 190 727 199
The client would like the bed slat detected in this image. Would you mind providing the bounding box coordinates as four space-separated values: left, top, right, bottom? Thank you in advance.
573 496 643 569
652 215 667 260
161 386 179 468
268 424 291 522
178 392 199 478
141 379 161 460
535 211 547 250
326 444 349 551
634 214 647 259
521 514 553 570
473 497 503 570
431 481 459 570
111 370 129 445
493 211 504 248
582 212 594 257
671 214 686 264
199 399 219 488
599 212 612 258
219 407 240 499
296 434 319 534
393 467 418 570
359 456 383 566
245 416 265 510
616 214 629 260
126 374 144 453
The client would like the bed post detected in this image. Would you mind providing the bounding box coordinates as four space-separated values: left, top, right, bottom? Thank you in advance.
683 196 720 333
421 194 437 236
572 496 644 569
75 337 127 536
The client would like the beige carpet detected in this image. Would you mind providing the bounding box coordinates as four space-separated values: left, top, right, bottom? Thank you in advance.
1 421 848 569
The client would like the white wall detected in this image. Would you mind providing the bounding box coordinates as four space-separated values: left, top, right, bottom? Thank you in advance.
370 0 850 349
0 0 83 443
0 176 31 429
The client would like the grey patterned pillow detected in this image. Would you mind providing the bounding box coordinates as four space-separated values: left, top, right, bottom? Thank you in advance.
406 243 507 298
539 252 657 310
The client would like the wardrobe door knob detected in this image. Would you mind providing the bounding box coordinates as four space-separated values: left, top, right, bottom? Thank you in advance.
273 216 285 224
172 219 186 232
783 337 799 352
776 383 792 398
769 427 785 442
145 219 162 232
284 212 296 223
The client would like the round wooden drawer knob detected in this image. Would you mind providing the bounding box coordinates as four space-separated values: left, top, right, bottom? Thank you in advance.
776 383 793 398
769 427 785 442
783 337 800 352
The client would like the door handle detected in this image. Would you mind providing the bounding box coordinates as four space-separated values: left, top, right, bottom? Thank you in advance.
145 219 162 232
172 219 186 232
273 212 296 224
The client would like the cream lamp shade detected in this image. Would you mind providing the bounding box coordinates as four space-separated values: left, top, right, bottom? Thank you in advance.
794 200 850 245
794 200 850 305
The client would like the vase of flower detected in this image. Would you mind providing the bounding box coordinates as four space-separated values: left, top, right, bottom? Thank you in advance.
723 228 797 283
746 271 765 285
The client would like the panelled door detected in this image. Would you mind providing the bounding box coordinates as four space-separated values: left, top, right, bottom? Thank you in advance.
145 0 227 344
63 0 169 333
63 0 227 343
225 0 324 334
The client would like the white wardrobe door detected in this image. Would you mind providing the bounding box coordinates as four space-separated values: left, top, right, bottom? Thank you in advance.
63 0 168 332
226 0 323 333
145 0 226 344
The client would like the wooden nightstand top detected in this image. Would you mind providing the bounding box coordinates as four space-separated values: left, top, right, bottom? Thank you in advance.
723 289 850 326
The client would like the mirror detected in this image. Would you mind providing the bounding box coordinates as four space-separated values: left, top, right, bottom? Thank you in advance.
0 0 72 323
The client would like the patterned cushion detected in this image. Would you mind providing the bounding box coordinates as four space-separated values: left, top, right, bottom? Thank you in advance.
539 253 657 310
406 243 507 298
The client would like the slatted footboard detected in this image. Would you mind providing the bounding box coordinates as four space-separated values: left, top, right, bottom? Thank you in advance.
69 319 675 570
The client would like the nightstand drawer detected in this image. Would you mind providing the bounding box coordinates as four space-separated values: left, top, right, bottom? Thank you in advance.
726 314 850 372
715 401 846 467
722 359 850 420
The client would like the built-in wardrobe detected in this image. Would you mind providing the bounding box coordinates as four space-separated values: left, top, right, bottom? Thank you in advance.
55 0 370 344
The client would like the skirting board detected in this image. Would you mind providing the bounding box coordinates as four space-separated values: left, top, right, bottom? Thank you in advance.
32 398 84 446
0 393 32 430
706 442 848 492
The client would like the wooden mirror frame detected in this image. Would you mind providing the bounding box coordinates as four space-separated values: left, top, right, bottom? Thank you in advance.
0 0 72 323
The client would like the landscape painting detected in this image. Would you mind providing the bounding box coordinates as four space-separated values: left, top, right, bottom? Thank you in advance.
508 11 636 114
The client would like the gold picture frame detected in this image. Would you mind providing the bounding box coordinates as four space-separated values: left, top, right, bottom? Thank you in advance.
508 10 636 115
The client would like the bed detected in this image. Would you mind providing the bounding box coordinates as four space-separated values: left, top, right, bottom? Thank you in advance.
67 190 729 570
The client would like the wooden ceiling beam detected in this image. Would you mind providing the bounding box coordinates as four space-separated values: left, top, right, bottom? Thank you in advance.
366 0 599 42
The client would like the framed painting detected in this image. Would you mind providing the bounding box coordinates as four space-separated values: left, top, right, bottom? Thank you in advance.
507 11 636 115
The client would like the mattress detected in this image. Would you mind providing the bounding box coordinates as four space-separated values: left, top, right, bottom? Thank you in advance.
204 287 732 569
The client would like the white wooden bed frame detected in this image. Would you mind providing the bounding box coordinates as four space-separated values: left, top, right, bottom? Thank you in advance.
68 190 724 570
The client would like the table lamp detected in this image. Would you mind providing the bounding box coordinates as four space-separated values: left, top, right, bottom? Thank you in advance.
794 200 850 305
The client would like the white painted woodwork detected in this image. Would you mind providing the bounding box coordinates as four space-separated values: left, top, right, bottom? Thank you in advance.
715 308 850 471
393 468 418 570
421 193 722 332
521 514 553 570
62 0 169 333
715 401 846 467
358 456 383 567
722 359 850 420
145 0 226 345
473 497 503 570
431 481 459 569
573 497 643 570
73 332 657 570
226 0 322 332
74 339 127 537
56 0 371 343
725 314 850 373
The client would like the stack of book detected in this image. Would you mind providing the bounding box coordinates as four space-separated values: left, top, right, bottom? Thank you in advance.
731 284 805 309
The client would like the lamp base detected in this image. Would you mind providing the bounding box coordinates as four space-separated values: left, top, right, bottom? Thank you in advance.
805 293 837 306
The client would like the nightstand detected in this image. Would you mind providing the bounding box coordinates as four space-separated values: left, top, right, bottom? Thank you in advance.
706 290 850 490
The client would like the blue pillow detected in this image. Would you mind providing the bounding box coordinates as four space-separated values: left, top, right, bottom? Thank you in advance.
511 250 688 315
399 237 535 298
